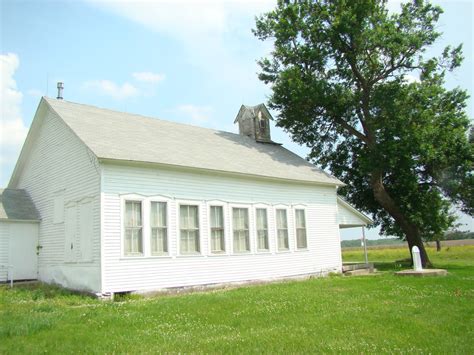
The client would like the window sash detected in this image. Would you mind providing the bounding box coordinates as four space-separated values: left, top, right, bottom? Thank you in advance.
295 209 307 249
256 208 269 251
150 202 168 254
180 205 200 254
210 206 225 253
233 208 250 252
276 209 289 251
124 201 143 255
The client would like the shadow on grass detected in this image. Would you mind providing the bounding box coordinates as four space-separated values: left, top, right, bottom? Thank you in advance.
1 282 95 301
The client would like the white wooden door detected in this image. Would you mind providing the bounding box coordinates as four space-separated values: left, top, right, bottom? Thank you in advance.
65 204 77 262
9 222 38 280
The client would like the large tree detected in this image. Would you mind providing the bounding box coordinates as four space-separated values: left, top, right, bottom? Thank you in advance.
254 0 473 266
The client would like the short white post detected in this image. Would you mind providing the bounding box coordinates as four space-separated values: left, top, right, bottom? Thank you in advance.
412 246 423 271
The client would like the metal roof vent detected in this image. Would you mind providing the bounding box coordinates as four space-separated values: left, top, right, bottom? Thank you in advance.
57 82 64 100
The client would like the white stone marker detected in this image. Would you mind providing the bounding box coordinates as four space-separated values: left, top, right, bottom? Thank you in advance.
412 246 423 271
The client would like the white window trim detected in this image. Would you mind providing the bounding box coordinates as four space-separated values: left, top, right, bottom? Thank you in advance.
273 204 291 253
253 203 271 254
229 203 252 254
176 199 203 256
293 205 309 251
121 194 146 258
149 195 172 257
207 200 229 256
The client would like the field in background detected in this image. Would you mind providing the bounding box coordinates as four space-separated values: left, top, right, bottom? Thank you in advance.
342 237 474 249
1 246 473 353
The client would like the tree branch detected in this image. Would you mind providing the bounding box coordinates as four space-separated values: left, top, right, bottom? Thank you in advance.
332 116 369 144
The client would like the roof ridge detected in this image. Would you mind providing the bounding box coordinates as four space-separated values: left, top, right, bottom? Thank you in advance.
43 96 243 137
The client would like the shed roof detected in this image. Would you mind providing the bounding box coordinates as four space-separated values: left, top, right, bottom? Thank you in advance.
0 189 40 221
42 97 342 185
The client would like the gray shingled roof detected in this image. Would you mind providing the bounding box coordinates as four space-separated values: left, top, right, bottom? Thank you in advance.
44 97 342 185
0 189 40 221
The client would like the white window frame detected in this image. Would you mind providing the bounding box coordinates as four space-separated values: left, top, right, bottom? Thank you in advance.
293 205 308 250
149 195 172 256
207 200 228 255
121 194 146 257
274 205 291 252
230 203 252 254
176 200 203 256
253 203 271 253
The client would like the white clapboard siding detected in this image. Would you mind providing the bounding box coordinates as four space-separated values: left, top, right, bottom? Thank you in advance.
101 163 342 293
0 223 9 282
14 108 101 292
337 199 370 227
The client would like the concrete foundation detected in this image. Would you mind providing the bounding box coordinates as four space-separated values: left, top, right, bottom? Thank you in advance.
395 269 448 277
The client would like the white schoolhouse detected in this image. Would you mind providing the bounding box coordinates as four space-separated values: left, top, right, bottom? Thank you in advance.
2 96 371 296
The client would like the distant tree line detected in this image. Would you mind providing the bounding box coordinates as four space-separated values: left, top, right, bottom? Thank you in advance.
342 230 473 248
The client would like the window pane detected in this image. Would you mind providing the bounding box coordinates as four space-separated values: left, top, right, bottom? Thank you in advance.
210 206 223 228
151 202 167 227
276 209 288 229
297 229 307 249
151 228 168 254
233 208 249 252
278 229 289 250
128 228 142 254
125 201 142 227
256 209 268 250
295 209 307 249
295 209 306 228
180 205 200 254
256 208 267 229
277 209 289 250
258 230 268 250
210 206 225 253
125 201 142 255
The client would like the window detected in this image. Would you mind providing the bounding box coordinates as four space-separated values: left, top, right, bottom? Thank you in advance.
233 207 250 252
124 201 143 255
180 205 200 254
151 202 168 255
295 209 307 249
210 206 225 253
276 209 289 251
256 208 269 251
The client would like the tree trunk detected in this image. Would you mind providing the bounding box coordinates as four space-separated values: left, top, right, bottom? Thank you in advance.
436 240 441 252
370 170 432 267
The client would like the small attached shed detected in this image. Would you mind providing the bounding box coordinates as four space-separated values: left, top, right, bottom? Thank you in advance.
337 196 373 229
0 189 40 282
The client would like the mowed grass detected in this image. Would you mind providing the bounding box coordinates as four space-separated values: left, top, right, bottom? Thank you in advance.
1 246 473 354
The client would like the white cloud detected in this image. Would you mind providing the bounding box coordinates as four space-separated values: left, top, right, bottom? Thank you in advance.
27 89 44 98
176 104 213 123
83 79 139 99
86 0 275 93
404 74 421 84
132 71 165 83
0 53 29 181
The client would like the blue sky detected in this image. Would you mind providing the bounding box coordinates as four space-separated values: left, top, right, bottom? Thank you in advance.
1 0 472 239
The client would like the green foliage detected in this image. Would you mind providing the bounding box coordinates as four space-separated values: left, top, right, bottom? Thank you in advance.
1 246 473 353
444 230 474 240
254 0 473 243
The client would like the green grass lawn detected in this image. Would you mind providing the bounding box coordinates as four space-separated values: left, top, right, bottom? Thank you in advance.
1 246 473 353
